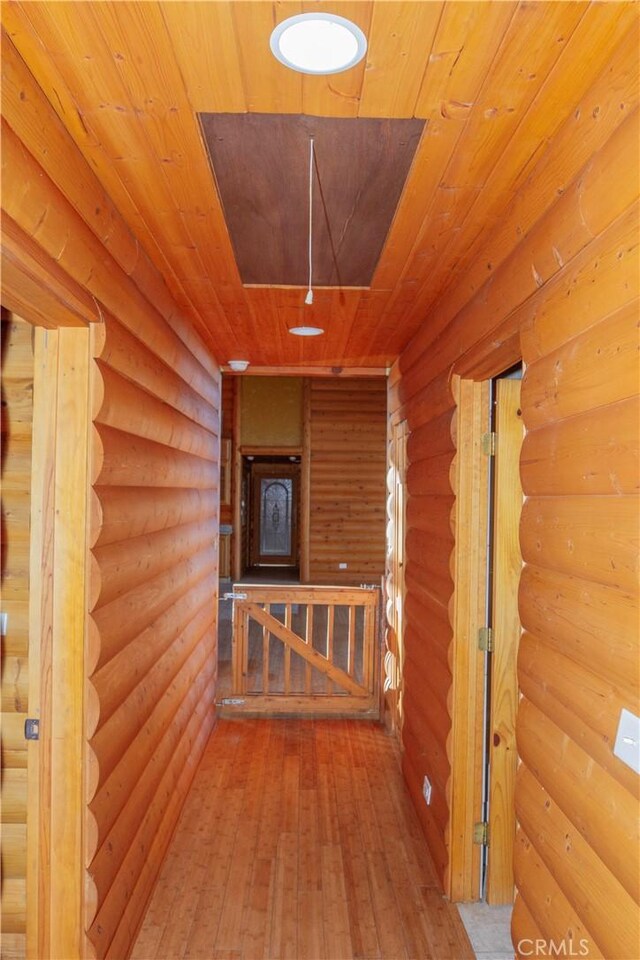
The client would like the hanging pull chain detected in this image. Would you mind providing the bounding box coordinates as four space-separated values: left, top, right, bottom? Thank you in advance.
305 137 315 305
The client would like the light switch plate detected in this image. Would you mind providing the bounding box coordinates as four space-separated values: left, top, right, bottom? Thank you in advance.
613 708 640 774
0 612 7 636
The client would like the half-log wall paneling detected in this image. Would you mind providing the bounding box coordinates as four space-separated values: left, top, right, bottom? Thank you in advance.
0 314 33 957
390 50 639 959
88 315 220 959
307 379 387 585
0 24 223 957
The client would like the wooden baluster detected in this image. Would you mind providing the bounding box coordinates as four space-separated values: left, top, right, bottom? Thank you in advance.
305 605 313 694
348 606 356 677
325 605 335 694
363 598 375 692
263 606 270 695
284 604 292 695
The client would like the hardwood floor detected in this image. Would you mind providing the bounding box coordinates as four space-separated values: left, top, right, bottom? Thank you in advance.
131 719 474 960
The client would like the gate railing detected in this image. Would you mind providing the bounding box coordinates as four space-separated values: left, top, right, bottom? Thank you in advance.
225 584 380 716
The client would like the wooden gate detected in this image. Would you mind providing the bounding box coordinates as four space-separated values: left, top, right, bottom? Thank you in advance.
221 585 380 717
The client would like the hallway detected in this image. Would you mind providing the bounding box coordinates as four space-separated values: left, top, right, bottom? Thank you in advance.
131 719 475 960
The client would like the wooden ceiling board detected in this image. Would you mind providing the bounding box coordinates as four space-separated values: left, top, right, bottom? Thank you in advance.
358 2 443 118
86 2 240 285
232 1 303 114
372 1 517 289
400 6 640 338
301 0 373 118
201 113 424 287
374 1 588 326
2 1 637 369
405 2 640 336
4 0 221 342
160 1 246 113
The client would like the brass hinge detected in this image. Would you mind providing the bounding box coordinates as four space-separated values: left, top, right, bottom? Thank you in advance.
478 627 494 652
481 431 496 456
473 821 489 845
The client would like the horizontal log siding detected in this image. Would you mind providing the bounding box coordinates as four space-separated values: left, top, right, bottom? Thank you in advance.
0 315 33 958
307 379 387 585
390 37 639 955
87 326 219 958
1 35 221 955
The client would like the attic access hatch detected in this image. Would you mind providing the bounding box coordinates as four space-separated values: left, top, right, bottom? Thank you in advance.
200 113 425 287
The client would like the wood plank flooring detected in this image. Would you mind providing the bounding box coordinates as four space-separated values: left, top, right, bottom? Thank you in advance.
131 719 474 960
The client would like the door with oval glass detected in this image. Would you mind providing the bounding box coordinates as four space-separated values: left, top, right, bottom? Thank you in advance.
249 462 299 567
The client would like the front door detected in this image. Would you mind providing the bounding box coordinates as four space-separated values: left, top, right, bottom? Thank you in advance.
249 462 299 567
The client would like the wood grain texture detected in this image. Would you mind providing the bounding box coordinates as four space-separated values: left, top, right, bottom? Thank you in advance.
200 113 424 286
131 719 474 960
391 25 639 954
486 379 524 904
0 316 33 951
307 379 387 584
5 5 636 368
86 313 221 958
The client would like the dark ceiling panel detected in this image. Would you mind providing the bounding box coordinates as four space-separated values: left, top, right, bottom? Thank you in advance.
200 113 425 288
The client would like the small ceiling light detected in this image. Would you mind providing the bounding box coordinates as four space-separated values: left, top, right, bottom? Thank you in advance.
270 13 367 76
228 359 249 372
289 325 324 337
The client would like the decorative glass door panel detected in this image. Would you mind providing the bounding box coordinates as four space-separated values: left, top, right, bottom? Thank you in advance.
260 478 293 556
249 462 299 567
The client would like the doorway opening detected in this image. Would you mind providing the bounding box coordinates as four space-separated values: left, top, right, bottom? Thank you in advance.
241 455 301 582
450 363 524 958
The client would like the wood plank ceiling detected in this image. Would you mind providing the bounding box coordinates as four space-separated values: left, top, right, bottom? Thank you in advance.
2 1 636 368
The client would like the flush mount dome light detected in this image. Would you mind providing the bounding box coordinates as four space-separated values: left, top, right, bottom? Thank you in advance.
270 13 367 76
228 359 250 372
289 325 324 337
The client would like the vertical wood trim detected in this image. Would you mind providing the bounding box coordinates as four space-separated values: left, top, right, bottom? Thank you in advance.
486 379 524 904
363 600 376 693
348 606 356 677
305 606 313 694
300 379 311 583
232 378 242 582
49 326 91 959
284 604 292 695
447 376 489 902
325 605 335 693
262 622 270 695
27 328 59 960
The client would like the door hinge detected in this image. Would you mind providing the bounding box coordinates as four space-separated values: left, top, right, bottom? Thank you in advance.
478 627 494 652
481 431 496 456
223 592 248 601
24 718 40 741
473 821 489 845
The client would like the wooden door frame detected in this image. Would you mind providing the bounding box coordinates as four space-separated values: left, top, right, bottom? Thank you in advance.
27 323 93 959
233 445 304 580
448 376 489 902
448 370 524 904
248 461 300 567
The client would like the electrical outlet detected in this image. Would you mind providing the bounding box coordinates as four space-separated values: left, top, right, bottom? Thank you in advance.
614 708 640 774
338 562 348 569
0 612 7 636
422 775 432 806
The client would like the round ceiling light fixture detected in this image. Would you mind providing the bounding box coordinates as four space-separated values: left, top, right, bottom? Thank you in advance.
289 325 324 337
227 359 250 372
270 13 367 76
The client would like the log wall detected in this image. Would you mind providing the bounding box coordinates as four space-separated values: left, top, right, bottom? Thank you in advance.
391 35 639 955
307 378 387 585
87 318 220 960
1 30 221 959
0 314 33 959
